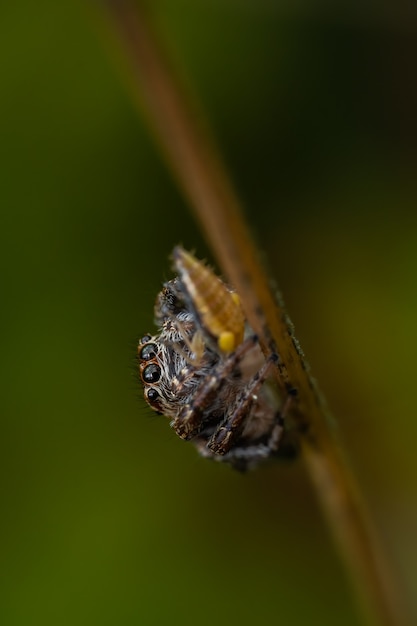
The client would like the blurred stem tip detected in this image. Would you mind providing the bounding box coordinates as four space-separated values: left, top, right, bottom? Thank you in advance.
94 2 412 625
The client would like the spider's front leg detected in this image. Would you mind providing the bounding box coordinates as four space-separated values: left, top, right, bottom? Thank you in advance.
171 335 258 440
207 353 278 455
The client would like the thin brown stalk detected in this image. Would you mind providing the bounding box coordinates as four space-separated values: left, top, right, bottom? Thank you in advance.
94 2 411 625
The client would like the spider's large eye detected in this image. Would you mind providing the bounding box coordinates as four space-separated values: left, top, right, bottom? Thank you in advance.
143 363 161 383
147 388 159 402
140 343 158 361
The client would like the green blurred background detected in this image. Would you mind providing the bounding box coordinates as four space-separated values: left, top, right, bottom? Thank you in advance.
1 1 416 624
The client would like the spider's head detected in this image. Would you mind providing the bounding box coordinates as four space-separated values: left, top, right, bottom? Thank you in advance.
137 334 187 418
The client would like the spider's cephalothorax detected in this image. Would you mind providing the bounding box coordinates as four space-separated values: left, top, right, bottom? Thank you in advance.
138 247 286 471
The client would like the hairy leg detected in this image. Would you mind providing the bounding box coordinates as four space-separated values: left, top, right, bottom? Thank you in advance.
171 335 258 440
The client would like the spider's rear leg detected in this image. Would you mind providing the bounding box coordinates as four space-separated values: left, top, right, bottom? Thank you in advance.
171 335 258 440
205 390 295 470
207 353 278 455
198 412 285 471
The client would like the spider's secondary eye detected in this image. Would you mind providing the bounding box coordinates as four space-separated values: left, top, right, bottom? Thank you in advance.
140 343 158 361
143 363 161 383
140 334 152 345
147 388 159 402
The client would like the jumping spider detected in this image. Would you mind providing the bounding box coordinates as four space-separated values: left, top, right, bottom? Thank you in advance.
137 247 288 471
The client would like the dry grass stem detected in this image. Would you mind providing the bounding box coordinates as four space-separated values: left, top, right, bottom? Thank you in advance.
95 2 411 625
